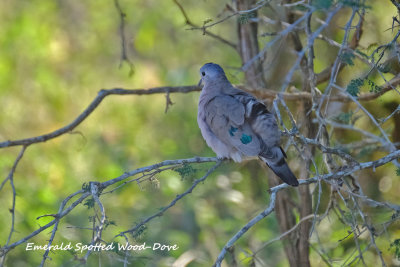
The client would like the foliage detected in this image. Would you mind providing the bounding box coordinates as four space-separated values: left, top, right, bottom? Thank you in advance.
340 51 356 66
238 12 256 24
389 239 400 261
339 0 371 8
346 78 382 97
367 79 382 93
84 198 95 209
173 163 198 180
312 0 333 10
0 0 399 266
346 78 364 97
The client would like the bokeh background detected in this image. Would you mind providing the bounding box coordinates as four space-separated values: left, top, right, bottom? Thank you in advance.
0 0 399 266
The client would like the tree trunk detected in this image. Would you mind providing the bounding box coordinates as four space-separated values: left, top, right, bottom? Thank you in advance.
235 1 312 266
297 100 314 267
236 0 266 88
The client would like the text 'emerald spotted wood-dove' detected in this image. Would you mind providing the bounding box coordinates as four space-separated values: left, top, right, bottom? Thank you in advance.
197 63 299 186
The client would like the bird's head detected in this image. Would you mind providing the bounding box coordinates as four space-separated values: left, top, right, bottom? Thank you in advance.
198 63 228 87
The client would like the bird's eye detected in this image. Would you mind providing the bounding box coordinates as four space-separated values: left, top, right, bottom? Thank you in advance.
202 72 205 76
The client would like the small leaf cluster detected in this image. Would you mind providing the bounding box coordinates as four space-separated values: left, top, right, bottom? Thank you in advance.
390 239 400 260
312 0 333 9
340 51 355 66
347 78 364 97
174 163 197 180
105 218 116 229
238 12 256 24
84 198 95 209
131 225 147 240
346 77 382 97
367 79 382 93
339 0 371 8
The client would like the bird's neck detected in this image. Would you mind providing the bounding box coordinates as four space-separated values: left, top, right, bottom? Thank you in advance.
202 79 232 92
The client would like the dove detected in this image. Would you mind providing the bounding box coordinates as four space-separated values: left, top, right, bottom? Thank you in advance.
197 63 299 186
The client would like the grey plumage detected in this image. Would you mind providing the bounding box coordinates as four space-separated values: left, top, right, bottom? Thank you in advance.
197 63 299 186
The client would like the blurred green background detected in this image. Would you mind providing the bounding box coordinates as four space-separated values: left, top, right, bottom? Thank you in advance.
0 0 399 266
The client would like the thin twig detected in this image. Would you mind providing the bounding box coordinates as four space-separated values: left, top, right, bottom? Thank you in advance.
82 182 106 262
0 146 27 266
115 160 222 238
0 191 90 257
114 0 134 75
173 0 237 50
0 86 200 148
2 76 398 150
212 149 400 266
213 191 277 267
40 189 85 267
253 214 315 255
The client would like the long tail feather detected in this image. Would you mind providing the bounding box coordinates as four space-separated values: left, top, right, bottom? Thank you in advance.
260 154 299 186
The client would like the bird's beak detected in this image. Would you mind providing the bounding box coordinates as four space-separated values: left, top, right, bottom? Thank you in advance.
198 78 203 87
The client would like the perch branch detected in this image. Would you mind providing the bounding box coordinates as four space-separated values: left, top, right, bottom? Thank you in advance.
213 149 400 266
2 76 398 150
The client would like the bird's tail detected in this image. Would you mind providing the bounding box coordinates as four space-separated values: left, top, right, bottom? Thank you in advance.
260 147 299 187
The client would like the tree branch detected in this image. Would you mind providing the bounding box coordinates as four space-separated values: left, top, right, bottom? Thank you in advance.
115 160 222 238
0 86 199 148
1 75 398 150
213 191 277 267
0 156 219 259
114 0 134 75
213 149 400 266
172 0 237 50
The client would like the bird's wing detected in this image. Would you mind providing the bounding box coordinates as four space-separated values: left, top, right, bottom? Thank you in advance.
205 95 261 156
233 93 298 186
233 94 281 148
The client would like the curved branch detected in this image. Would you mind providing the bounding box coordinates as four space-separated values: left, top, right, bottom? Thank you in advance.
213 191 277 267
0 191 90 257
250 74 400 101
0 156 219 258
115 160 222 238
2 75 398 150
172 0 237 50
213 149 400 266
0 86 199 149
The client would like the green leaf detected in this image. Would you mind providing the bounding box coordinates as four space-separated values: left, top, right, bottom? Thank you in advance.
339 0 371 8
131 225 147 240
238 12 256 24
396 167 400 176
347 78 364 97
367 79 382 93
174 163 197 180
340 51 355 66
82 182 90 192
389 239 400 260
312 0 333 10
84 198 95 209
105 218 117 229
